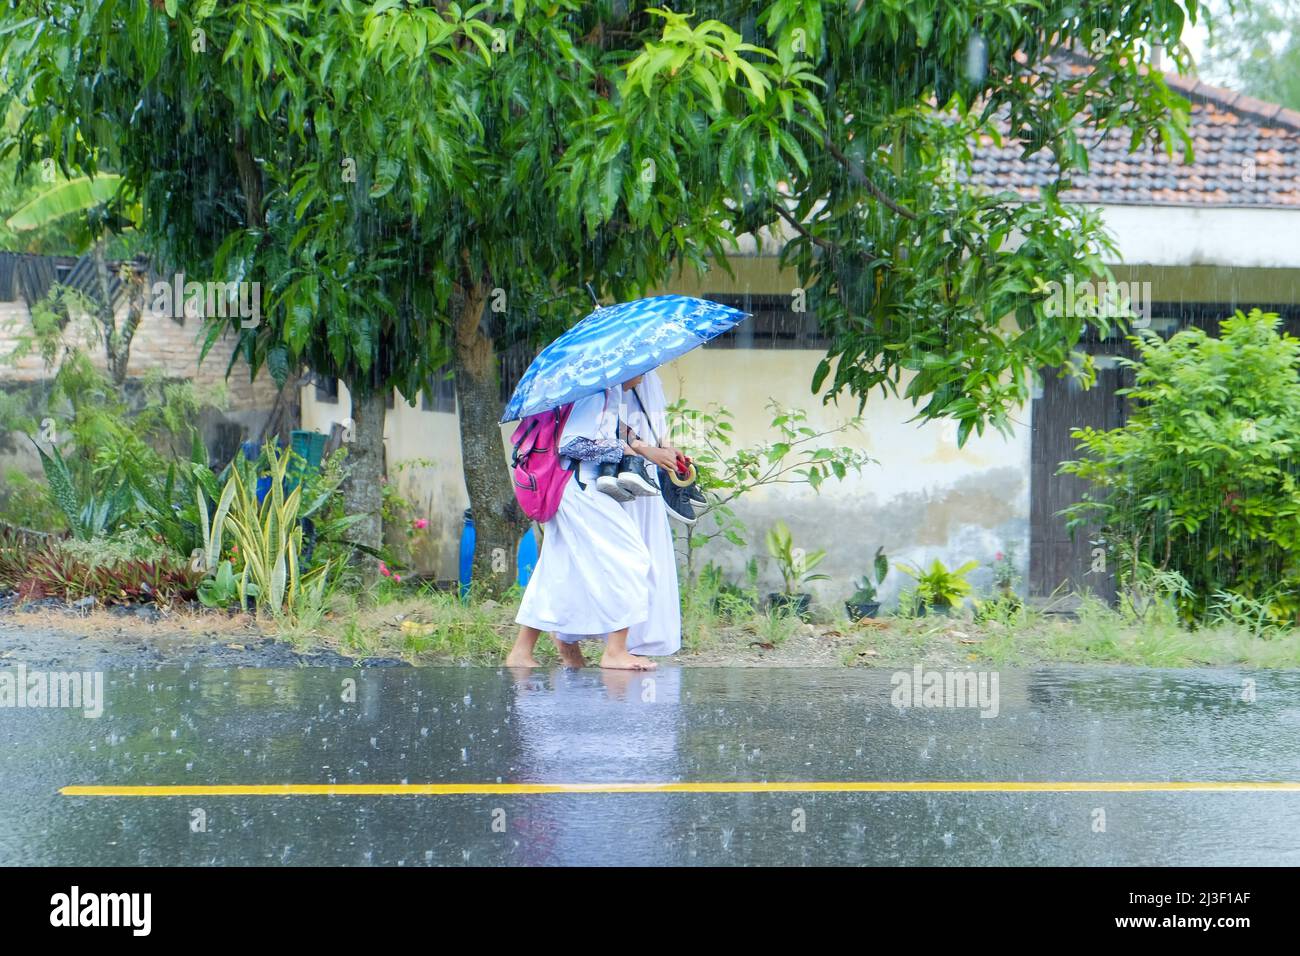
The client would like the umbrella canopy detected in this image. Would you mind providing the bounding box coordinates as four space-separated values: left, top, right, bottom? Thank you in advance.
500 295 750 423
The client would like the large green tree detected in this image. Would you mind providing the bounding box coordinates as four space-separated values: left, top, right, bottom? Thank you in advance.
3 0 1202 590
2 1 814 583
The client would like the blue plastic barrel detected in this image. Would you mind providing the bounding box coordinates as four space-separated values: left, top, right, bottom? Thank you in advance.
239 440 275 503
517 526 538 585
457 509 475 599
458 509 537 599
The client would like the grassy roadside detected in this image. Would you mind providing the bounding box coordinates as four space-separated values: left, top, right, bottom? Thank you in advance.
6 582 1300 668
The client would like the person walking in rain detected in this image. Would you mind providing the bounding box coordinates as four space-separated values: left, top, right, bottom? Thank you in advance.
506 380 658 670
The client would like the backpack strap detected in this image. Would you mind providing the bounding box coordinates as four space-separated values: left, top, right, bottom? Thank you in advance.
570 456 586 491
510 418 539 466
627 385 658 446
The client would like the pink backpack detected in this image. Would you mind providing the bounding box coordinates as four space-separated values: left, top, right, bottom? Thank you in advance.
509 403 576 523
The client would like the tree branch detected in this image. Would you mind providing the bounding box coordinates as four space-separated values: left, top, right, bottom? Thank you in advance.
822 135 918 221
770 202 843 252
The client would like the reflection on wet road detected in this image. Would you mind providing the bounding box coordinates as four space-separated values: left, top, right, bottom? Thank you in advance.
2 666 1298 865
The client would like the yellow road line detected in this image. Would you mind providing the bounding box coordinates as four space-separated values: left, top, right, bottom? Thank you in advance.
59 781 1300 797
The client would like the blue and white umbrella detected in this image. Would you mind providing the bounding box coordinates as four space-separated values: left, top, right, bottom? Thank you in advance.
500 294 750 423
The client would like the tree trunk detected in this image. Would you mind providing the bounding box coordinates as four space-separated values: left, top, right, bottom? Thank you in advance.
258 368 303 447
341 388 386 571
90 243 142 393
452 278 527 598
232 125 265 229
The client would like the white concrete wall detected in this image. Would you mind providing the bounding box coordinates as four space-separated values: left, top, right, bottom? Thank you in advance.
1098 204 1300 269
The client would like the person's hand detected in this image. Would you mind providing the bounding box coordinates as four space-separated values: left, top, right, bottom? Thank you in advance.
634 441 678 472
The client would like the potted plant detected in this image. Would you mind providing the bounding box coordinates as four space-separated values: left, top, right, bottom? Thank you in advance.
846 546 889 620
900 557 978 615
765 520 827 619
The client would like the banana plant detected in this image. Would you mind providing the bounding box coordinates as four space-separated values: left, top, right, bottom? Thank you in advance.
3 174 131 240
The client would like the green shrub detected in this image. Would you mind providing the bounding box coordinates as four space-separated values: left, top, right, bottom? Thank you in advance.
1062 310 1300 624
764 520 828 595
197 559 244 609
0 468 67 532
6 349 229 549
667 400 871 578
900 558 978 611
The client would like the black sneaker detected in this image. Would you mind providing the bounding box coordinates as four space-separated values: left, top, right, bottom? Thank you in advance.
616 456 660 497
662 461 706 504
659 471 698 525
596 461 634 501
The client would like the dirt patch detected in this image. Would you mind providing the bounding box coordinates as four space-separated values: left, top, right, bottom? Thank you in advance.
676 621 862 667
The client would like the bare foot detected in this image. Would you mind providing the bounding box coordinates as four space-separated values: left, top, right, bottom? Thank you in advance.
599 648 658 671
504 648 541 668
557 642 586 668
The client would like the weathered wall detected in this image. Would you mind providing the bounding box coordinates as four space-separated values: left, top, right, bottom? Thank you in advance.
659 349 1031 607
0 299 279 409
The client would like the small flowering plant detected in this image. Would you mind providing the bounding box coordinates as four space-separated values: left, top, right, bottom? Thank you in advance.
378 517 432 586
990 545 1020 593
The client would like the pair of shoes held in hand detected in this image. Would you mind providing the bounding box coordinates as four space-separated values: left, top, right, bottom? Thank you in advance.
596 455 706 527
595 456 659 502
660 469 705 526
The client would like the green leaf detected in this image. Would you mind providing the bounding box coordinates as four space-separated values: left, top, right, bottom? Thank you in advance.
31 439 82 537
5 175 125 231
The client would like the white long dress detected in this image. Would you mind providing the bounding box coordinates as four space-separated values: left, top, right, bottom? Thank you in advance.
621 372 683 656
515 387 652 639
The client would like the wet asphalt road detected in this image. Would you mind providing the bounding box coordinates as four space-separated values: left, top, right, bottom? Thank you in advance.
2 665 1299 865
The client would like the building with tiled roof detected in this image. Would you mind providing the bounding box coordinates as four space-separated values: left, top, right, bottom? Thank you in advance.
656 68 1300 605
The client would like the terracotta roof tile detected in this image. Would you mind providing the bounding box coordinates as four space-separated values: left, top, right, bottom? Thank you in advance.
966 70 1300 207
